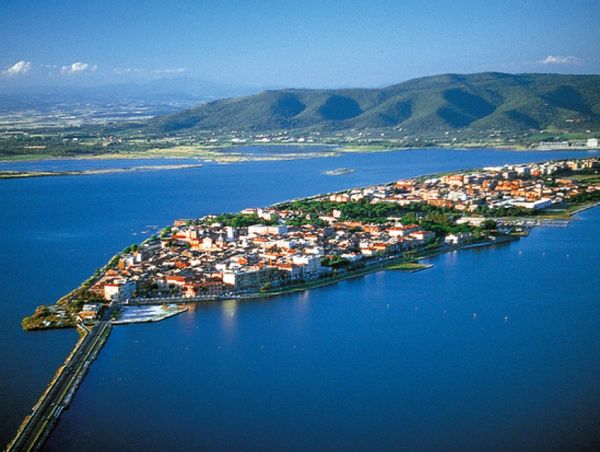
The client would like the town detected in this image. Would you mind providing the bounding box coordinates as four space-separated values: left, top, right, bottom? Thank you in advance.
22 157 600 330
11 156 600 451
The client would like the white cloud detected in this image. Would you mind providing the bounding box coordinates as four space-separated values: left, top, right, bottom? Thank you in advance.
2 60 32 77
112 67 144 75
60 61 98 75
110 67 187 77
539 55 581 65
152 67 186 75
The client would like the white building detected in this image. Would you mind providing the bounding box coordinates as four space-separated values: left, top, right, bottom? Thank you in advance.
248 224 288 236
512 198 552 210
291 255 322 276
222 266 274 291
104 279 136 301
445 232 473 245
79 304 100 321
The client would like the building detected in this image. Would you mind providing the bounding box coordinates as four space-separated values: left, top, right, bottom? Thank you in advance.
410 230 436 241
276 263 304 281
291 254 322 277
538 141 570 150
222 266 275 291
445 232 473 245
78 304 100 321
184 280 223 298
512 198 552 210
165 275 188 287
104 279 136 301
247 224 288 236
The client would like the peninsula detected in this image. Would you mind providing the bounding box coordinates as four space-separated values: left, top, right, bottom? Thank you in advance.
22 156 600 330
9 156 600 450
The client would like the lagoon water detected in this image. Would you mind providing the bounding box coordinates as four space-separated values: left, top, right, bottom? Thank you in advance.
1 148 599 449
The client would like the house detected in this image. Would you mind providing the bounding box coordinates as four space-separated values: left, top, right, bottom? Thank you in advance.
202 237 214 250
165 275 188 287
329 193 350 203
78 304 100 321
341 252 362 263
184 280 223 298
371 242 397 254
410 230 435 242
388 224 419 237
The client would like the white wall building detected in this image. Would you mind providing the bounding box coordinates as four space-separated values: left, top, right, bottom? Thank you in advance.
248 224 288 236
104 279 136 301
291 255 322 276
512 198 552 210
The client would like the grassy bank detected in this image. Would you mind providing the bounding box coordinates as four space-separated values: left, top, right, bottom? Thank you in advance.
386 262 433 271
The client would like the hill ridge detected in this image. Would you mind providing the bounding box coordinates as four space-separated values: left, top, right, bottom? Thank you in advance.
147 72 600 137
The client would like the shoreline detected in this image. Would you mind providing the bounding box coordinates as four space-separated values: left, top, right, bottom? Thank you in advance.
21 158 600 330
8 157 599 449
123 235 520 311
236 235 518 301
121 204 597 312
1 146 598 182
0 163 203 180
2 143 596 165
567 200 600 215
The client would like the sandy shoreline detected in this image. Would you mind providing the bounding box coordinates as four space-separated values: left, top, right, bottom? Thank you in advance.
0 163 203 179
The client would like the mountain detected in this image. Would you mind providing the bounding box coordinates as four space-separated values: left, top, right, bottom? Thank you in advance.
147 73 600 137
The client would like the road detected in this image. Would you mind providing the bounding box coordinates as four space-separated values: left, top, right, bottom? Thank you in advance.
6 309 114 451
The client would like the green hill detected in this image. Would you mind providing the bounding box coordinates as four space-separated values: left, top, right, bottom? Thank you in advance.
147 72 600 138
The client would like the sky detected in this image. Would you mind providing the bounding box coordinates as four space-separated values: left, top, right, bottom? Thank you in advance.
1 0 599 89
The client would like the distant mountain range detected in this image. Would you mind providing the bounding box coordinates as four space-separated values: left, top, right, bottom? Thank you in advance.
0 77 263 114
147 73 600 137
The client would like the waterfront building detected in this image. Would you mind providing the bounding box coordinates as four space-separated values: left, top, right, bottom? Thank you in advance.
103 279 136 301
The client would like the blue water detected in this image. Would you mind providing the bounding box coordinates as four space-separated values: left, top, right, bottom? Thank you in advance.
0 145 331 172
1 148 599 449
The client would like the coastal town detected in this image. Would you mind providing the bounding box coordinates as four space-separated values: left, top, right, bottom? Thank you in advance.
22 157 600 330
10 156 600 451
6 3 600 449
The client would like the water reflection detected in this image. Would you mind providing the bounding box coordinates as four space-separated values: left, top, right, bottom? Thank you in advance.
446 249 459 266
292 291 311 329
220 299 239 341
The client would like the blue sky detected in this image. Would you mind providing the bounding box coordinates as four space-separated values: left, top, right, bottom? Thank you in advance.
1 0 599 88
